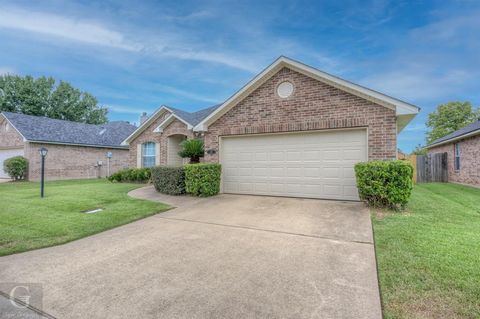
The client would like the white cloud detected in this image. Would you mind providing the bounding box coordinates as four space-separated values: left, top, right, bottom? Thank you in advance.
0 7 140 51
402 123 426 132
0 66 15 75
362 67 473 102
156 84 221 104
410 11 480 43
0 6 259 72
160 10 214 22
360 8 480 104
155 48 259 73
107 105 151 114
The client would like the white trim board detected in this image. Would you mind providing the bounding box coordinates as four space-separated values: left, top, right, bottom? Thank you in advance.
121 106 171 145
153 113 193 133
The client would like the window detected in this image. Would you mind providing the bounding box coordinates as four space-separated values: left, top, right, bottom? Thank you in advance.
142 142 156 168
454 143 460 171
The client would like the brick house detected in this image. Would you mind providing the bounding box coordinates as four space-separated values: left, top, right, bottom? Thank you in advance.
0 112 136 181
123 57 419 201
426 120 480 187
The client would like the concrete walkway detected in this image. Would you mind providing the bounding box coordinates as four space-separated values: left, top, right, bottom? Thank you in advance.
128 185 204 208
0 190 382 319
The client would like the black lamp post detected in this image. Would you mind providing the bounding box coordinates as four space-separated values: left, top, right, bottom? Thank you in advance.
38 147 48 198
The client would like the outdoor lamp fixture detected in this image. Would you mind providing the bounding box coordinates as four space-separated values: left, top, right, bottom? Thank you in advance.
38 147 48 198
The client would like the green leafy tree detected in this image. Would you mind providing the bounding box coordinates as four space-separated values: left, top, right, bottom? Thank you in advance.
0 75 107 124
426 101 480 144
411 144 427 156
178 139 204 164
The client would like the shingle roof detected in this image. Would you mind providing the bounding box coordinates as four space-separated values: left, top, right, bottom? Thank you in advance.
167 104 221 126
428 120 480 147
1 112 136 148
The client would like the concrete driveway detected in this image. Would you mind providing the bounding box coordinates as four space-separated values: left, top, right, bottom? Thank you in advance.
0 193 382 319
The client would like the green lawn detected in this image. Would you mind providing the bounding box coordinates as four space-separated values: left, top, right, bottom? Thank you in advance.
0 179 170 256
373 183 480 319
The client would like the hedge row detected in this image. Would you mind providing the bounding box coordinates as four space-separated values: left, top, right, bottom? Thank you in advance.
184 164 221 197
108 168 151 183
151 166 186 195
151 163 221 197
354 160 413 210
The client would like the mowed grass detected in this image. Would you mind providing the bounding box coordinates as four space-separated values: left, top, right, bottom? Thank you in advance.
0 179 171 256
373 183 480 319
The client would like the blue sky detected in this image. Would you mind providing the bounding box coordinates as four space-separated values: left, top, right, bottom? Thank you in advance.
0 0 479 152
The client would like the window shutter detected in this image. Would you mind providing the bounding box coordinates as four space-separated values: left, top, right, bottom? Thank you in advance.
137 144 142 168
155 143 161 165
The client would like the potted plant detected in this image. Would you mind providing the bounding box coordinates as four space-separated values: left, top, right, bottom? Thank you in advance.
178 139 204 164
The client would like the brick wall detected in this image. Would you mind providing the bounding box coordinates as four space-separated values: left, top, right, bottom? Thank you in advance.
428 134 480 187
0 117 24 149
203 67 397 162
128 111 193 167
25 142 130 181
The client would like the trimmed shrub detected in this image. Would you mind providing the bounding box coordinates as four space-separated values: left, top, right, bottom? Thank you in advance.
354 160 413 210
151 166 186 195
184 163 221 197
108 168 151 183
3 156 28 180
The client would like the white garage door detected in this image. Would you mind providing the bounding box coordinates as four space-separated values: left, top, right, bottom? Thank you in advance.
220 129 367 200
0 148 24 178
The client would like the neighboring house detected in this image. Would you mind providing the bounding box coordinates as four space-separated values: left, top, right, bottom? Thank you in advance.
123 56 419 201
426 120 480 187
0 112 136 180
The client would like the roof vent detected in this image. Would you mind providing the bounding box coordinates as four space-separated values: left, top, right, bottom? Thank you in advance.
99 128 106 135
277 81 294 98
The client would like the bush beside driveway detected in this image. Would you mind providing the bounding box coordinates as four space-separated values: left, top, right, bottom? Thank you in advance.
0 179 170 256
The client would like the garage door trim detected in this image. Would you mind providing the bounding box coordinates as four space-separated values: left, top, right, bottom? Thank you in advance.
218 127 368 200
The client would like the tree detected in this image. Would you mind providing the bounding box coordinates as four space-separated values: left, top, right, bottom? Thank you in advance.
178 139 204 164
426 101 480 144
411 144 427 156
0 75 108 124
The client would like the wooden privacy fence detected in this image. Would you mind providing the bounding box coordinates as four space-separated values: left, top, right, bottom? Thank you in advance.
416 153 448 183
407 155 417 183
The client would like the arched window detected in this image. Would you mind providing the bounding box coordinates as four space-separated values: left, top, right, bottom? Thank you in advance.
142 142 156 168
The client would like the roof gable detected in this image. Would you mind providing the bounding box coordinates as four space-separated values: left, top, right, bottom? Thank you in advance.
194 56 420 132
122 104 220 145
153 113 192 133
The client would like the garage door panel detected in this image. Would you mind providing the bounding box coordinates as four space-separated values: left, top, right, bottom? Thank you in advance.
343 167 356 179
324 184 343 196
254 152 268 161
253 167 268 176
221 129 366 200
269 152 284 161
344 186 359 197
